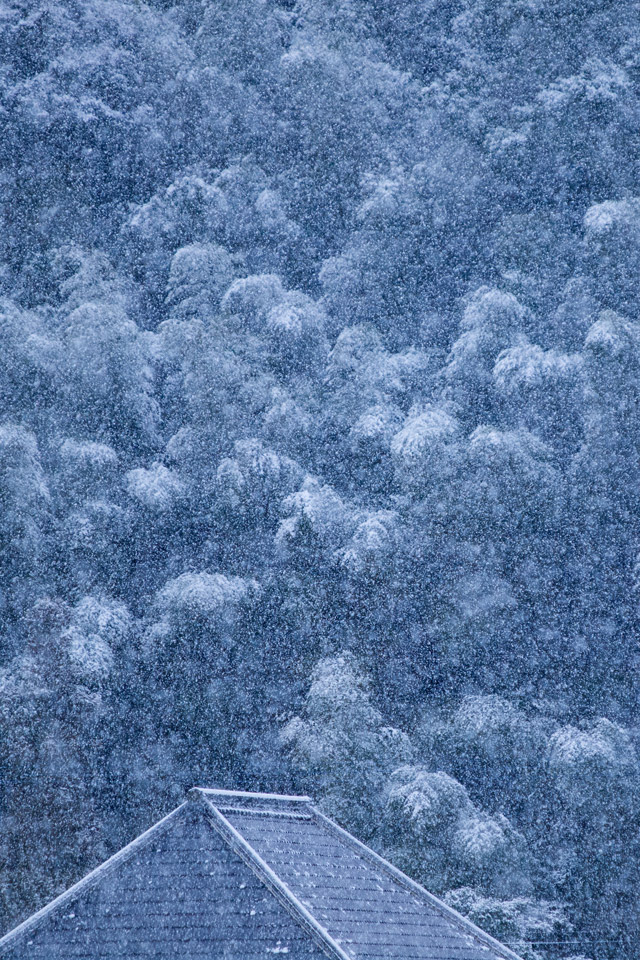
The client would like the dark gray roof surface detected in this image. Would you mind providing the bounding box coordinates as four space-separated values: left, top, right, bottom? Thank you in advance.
200 790 518 960
0 802 326 960
0 788 524 960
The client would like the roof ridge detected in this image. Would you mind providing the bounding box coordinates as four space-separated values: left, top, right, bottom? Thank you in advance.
0 803 189 954
193 787 311 803
308 806 524 960
194 792 352 960
203 805 312 819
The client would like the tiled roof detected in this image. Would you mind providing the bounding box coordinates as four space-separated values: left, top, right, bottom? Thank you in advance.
0 788 525 960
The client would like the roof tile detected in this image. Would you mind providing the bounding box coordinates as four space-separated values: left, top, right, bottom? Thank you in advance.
1 789 524 960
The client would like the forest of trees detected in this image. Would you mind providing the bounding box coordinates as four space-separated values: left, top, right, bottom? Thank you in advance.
1 0 640 957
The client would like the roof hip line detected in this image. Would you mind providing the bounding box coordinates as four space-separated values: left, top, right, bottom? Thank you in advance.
0 803 188 953
194 791 352 960
310 808 525 960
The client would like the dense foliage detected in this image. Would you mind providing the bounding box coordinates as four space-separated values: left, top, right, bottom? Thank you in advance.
2 1 640 957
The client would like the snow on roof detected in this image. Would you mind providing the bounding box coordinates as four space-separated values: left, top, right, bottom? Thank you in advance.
0 788 525 960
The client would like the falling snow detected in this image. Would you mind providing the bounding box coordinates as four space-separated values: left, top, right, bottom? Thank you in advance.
1 1 639 959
